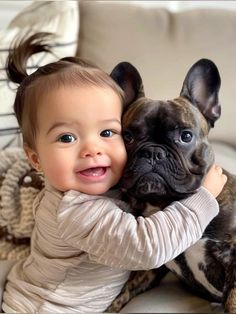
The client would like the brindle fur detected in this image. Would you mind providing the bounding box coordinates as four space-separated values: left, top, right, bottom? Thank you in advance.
106 267 168 312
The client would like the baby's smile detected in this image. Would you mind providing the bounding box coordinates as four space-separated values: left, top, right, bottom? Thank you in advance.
76 167 110 183
79 167 107 177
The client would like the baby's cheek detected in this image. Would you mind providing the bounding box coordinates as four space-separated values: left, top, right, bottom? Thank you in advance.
42 161 68 190
118 148 128 169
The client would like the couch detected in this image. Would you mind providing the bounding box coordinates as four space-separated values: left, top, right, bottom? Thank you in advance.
1 1 236 312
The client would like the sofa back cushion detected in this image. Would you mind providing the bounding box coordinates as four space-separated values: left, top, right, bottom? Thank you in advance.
78 2 236 147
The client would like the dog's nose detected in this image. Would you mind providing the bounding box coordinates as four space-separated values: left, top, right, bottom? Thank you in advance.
155 148 167 160
138 147 166 161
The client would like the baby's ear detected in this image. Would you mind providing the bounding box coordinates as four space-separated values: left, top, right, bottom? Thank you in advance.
24 145 41 172
110 62 145 107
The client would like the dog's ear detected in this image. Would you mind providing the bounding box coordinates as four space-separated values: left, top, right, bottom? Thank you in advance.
180 58 221 128
110 62 144 107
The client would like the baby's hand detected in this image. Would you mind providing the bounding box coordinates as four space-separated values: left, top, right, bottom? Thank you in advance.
202 164 227 198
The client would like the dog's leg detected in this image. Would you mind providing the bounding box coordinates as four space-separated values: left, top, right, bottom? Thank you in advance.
223 246 236 313
106 266 169 313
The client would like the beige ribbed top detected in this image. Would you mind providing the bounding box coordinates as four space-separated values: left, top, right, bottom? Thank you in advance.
2 183 219 313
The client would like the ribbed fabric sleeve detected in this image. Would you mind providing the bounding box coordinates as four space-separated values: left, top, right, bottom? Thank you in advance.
57 186 219 270
2 185 219 313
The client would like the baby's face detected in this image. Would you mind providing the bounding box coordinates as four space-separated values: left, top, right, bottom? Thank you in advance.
26 85 127 195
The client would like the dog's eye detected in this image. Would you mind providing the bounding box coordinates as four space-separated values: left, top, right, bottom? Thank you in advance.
180 130 193 143
123 130 134 144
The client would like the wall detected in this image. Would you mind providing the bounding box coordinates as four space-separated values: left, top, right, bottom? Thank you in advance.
102 1 236 11
1 0 236 30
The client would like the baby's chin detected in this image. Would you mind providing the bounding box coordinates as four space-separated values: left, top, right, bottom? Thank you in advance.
75 177 120 195
78 184 114 196
59 184 115 196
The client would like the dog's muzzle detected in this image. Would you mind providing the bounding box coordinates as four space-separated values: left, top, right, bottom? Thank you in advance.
122 143 203 200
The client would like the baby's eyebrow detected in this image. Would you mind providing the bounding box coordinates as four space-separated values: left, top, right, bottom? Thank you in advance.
46 122 71 135
47 119 121 135
101 118 121 124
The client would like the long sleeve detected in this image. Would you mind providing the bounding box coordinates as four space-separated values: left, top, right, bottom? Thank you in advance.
57 186 219 270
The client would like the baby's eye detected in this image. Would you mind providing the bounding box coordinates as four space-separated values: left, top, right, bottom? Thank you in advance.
100 129 115 137
58 134 76 143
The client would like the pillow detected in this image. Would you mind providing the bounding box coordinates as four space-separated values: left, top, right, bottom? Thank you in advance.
0 1 79 149
0 2 30 29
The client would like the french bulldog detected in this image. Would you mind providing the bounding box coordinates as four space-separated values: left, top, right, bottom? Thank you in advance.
107 59 236 313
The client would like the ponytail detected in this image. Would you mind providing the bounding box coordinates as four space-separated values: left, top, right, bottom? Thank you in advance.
6 32 53 85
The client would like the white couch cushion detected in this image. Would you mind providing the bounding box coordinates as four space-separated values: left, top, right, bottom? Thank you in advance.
0 1 79 149
211 141 236 174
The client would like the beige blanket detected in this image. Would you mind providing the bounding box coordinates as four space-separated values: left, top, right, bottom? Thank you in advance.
0 148 44 260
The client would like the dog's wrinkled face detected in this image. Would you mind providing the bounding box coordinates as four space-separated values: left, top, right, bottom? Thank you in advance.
111 59 221 205
121 97 214 202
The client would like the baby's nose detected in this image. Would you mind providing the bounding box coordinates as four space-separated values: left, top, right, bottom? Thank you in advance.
80 142 103 158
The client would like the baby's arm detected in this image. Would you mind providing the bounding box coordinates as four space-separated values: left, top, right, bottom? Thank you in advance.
58 165 226 270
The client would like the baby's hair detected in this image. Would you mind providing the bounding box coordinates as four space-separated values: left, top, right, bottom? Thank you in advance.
6 32 124 150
